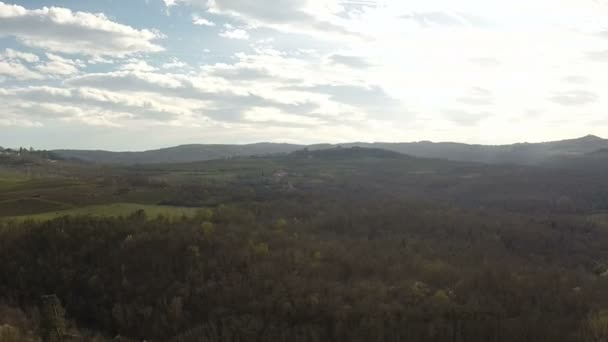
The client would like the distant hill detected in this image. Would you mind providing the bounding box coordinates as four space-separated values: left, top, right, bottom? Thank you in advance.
54 135 608 165
542 145 608 171
288 147 406 160
332 135 608 165
54 143 303 164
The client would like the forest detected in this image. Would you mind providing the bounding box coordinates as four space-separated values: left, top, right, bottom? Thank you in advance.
2 146 608 341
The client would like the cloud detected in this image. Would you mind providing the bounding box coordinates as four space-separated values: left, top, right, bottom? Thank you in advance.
70 87 194 121
219 28 250 40
457 87 493 106
400 11 482 28
0 93 128 127
469 57 501 67
293 84 399 108
0 112 41 127
204 63 271 81
0 48 44 80
166 0 358 38
3 48 39 63
192 14 216 26
1 50 81 78
65 69 315 124
202 49 313 84
0 59 43 80
562 75 589 84
60 45 391 128
586 50 608 62
119 60 158 72
328 54 371 69
7 0 608 148
442 109 490 126
0 85 201 125
67 71 184 93
162 58 187 69
35 53 82 76
549 90 598 106
0 2 164 57
243 107 324 127
284 83 406 121
89 56 115 65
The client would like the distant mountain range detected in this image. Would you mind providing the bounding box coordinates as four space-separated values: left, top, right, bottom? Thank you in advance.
54 135 608 166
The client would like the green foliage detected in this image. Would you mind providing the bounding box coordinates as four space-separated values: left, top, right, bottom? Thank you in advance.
583 311 608 342
0 325 20 342
432 289 451 304
252 242 270 256
0 198 71 217
4 203 200 222
0 200 604 341
273 218 287 231
200 221 214 237
40 294 67 342
195 208 213 222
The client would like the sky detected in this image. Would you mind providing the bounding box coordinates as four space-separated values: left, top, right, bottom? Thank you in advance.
1 0 608 150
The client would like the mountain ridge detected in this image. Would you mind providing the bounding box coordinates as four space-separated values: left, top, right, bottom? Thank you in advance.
53 135 608 165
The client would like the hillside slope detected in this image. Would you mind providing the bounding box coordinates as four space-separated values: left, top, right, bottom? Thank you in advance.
54 135 608 165
55 143 303 164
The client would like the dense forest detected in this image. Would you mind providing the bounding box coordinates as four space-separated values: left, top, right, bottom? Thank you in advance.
2 147 608 341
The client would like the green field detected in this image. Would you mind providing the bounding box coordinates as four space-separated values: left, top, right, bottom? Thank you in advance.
0 198 73 216
0 176 77 192
2 203 202 222
0 174 28 191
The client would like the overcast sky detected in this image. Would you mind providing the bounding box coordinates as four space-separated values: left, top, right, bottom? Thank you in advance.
1 0 608 150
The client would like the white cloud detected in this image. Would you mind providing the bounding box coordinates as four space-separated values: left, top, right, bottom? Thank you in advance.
549 90 598 106
0 2 164 57
162 58 187 69
89 56 115 65
3 48 38 62
0 85 201 127
219 28 250 40
35 53 82 76
243 107 325 126
0 114 41 127
166 0 357 38
119 60 158 72
5 0 608 147
192 14 215 26
11 47 388 132
0 59 43 80
328 54 371 69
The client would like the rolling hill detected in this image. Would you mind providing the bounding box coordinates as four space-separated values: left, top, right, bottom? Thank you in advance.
53 135 608 165
54 143 302 164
